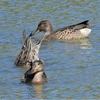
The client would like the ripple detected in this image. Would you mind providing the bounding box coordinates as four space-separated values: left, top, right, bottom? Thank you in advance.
0 0 100 99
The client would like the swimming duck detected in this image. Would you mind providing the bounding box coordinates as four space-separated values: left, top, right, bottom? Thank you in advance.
30 20 92 40
14 27 51 67
14 30 40 67
21 60 48 84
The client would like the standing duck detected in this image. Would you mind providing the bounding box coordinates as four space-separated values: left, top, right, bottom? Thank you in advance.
21 60 48 84
30 20 92 40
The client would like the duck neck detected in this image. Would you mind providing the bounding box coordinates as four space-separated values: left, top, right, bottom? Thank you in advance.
45 31 51 37
32 71 44 84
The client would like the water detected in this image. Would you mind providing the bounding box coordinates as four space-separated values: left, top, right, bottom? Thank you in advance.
0 0 100 99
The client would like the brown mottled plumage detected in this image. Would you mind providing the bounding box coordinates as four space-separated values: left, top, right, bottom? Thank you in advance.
14 31 40 67
31 20 92 40
14 26 52 67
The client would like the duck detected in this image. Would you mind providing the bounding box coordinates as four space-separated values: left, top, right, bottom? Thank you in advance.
30 20 92 40
14 30 40 67
14 26 52 67
21 60 48 84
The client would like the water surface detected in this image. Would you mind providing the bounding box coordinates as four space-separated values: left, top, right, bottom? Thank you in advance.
0 0 100 99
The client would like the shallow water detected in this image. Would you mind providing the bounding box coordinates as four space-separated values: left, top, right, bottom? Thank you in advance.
0 0 100 99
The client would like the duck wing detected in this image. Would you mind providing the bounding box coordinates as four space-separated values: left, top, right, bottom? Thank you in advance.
43 72 48 82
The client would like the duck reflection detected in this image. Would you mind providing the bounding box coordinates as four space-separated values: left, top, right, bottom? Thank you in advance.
32 84 44 99
79 38 92 50
62 38 92 55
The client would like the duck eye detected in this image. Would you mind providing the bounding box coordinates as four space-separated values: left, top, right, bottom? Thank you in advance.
37 62 40 65
35 62 40 66
38 61 43 65
41 23 44 27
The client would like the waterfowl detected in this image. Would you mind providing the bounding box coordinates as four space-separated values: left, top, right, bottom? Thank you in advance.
31 20 92 40
21 60 48 84
14 27 51 67
14 30 40 67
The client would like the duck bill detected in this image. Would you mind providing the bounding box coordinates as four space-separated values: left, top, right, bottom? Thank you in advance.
32 69 37 74
29 29 40 37
34 29 40 35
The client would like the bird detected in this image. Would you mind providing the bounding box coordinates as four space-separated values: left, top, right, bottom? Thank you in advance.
14 30 40 67
30 20 92 40
21 60 48 84
14 26 52 67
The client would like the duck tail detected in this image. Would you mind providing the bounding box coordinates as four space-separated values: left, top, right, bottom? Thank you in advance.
77 20 89 25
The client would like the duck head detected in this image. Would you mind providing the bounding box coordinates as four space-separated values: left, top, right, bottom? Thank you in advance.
30 20 53 37
21 60 45 83
30 60 44 74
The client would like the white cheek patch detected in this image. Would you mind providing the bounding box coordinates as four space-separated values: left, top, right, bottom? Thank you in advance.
79 28 91 37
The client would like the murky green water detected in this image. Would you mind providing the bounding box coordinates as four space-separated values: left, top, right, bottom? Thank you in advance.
0 0 100 99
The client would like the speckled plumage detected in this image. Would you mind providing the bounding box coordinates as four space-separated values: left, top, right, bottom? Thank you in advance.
32 20 92 40
14 27 52 67
14 31 40 67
